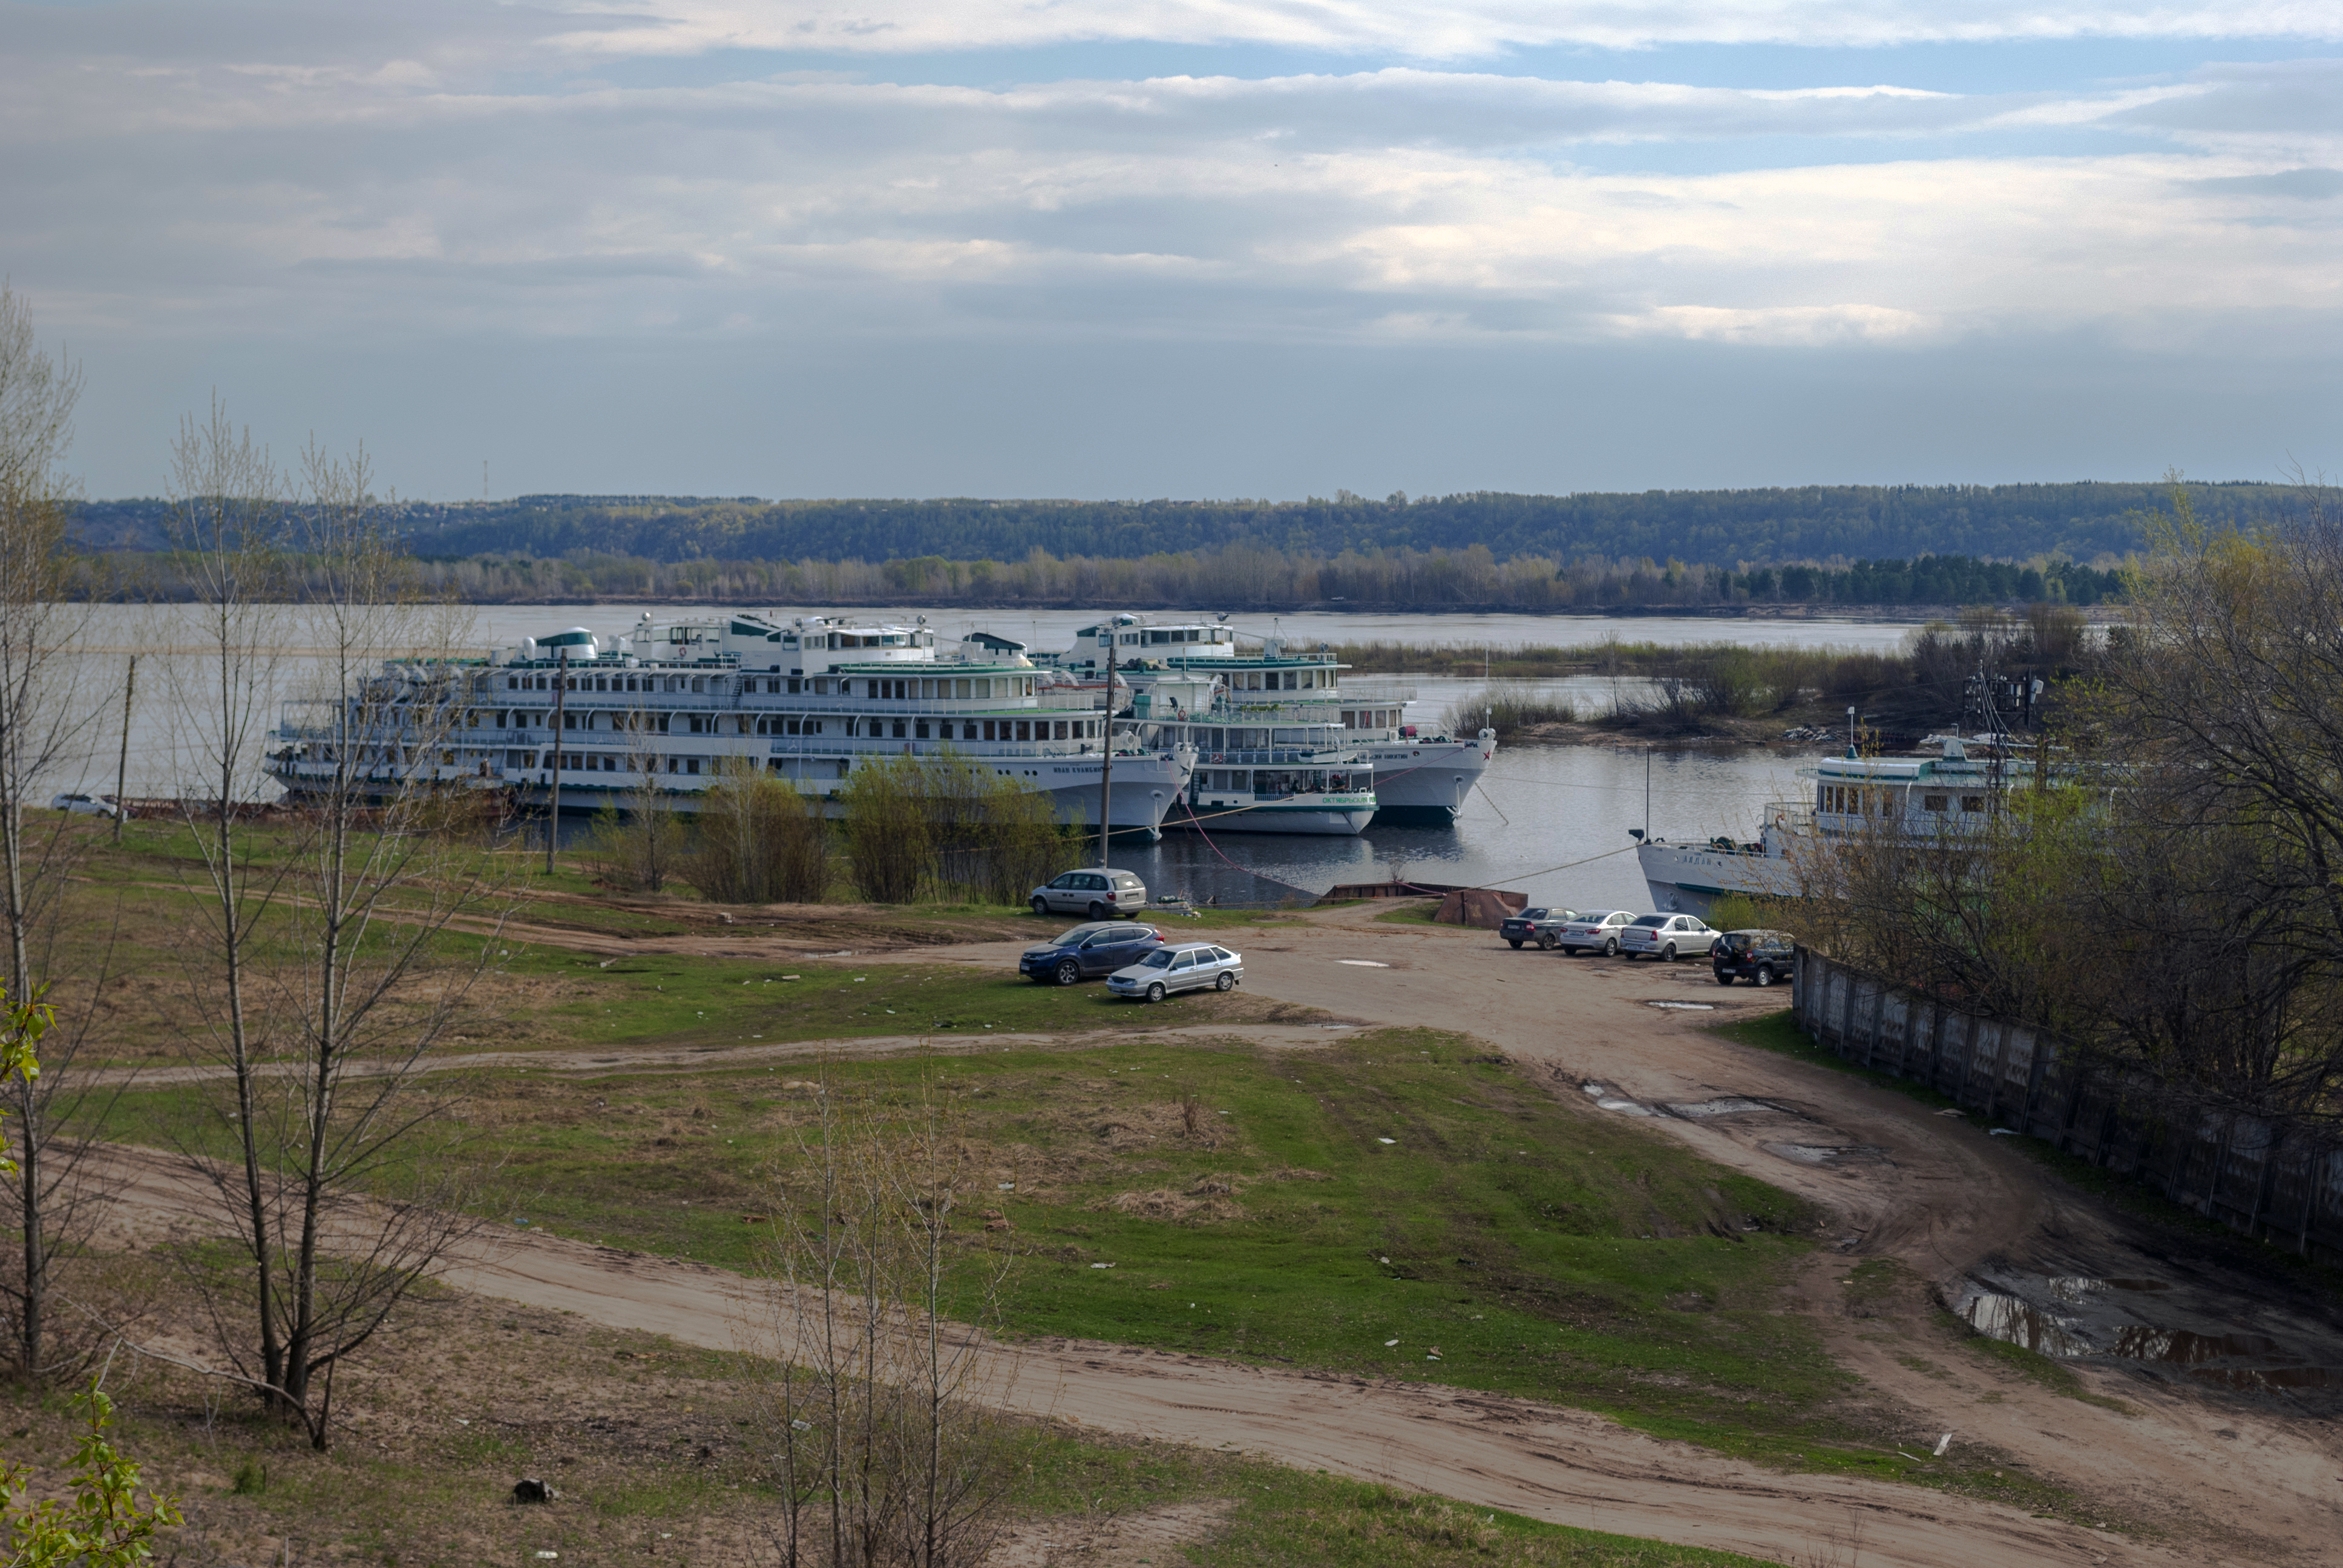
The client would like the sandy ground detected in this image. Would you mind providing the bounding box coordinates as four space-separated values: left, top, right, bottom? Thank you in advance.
90 903 2343 1567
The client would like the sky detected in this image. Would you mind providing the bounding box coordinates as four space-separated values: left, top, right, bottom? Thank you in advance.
5 0 2339 501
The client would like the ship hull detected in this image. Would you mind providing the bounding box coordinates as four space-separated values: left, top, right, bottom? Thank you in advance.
1171 800 1375 835
1366 735 1496 825
269 749 1191 841
1636 841 1801 920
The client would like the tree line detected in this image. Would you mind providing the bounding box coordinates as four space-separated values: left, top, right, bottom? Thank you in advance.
93 543 2127 612
71 481 2310 569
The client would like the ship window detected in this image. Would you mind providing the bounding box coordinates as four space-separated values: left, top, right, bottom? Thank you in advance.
1282 671 1297 690
892 720 906 739
788 678 802 694
1962 795 1986 814
1014 720 1031 741
954 678 971 699
1052 720 1067 740
505 676 517 690
915 720 931 739
1922 793 1948 812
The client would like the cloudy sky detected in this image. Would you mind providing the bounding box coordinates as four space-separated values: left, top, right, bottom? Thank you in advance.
7 0 2339 500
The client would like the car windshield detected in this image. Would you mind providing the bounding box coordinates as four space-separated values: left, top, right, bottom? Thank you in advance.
1139 950 1173 969
1629 915 1668 928
1047 929 1092 946
1516 908 1547 921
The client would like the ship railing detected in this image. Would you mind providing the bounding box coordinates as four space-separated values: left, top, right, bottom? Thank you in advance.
1191 748 1360 766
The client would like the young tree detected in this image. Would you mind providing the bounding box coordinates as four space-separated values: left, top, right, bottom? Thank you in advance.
582 712 683 893
749 1067 1023 1568
0 283 129 1379
681 757 828 904
0 982 181 1566
168 422 511 1448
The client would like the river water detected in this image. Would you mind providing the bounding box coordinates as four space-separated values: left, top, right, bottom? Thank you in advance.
54 602 1883 910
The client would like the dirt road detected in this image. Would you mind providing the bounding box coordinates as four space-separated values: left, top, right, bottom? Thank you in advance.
95 903 2342 1564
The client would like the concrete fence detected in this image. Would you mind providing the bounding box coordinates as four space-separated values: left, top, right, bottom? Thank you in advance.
1791 949 2343 1264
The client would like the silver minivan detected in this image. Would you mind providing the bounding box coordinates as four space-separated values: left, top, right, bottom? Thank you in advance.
1030 867 1149 920
1107 941 1244 1002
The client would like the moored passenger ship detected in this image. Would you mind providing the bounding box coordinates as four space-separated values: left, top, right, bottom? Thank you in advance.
263 612 1196 839
1046 615 1495 828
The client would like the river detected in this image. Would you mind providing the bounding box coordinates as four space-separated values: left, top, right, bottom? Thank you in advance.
52 603 1882 910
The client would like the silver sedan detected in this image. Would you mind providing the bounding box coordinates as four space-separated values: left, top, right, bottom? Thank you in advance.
1107 941 1244 1002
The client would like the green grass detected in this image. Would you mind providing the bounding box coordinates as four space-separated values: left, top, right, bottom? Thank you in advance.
91 1027 1945 1477
1372 901 1444 926
494 947 1325 1048
1193 1472 1784 1567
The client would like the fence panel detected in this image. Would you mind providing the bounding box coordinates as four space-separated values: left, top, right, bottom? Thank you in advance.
1785 950 2343 1265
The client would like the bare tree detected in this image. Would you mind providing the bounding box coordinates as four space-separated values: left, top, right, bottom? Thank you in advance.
749 1068 1024 1567
166 418 512 1446
584 711 685 893
0 281 134 1377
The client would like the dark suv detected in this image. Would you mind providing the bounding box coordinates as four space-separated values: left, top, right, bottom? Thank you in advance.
1499 907 1574 949
1713 930 1795 987
1019 923 1165 985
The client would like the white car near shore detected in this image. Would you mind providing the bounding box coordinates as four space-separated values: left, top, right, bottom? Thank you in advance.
1618 913 1719 962
48 792 123 820
1107 941 1244 1002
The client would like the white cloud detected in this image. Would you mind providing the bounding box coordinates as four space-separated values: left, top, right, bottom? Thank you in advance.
545 0 2343 58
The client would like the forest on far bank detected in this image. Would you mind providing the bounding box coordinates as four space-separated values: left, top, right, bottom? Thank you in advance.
88 542 2123 611
74 479 2305 570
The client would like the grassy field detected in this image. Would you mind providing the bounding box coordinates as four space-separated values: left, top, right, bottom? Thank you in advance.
90 1022 1983 1484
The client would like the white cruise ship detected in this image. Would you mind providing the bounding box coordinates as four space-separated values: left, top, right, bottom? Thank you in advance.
1047 615 1496 827
264 612 1195 839
1636 734 2037 918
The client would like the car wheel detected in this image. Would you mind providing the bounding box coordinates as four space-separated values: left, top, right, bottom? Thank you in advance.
1088 901 1109 920
1602 938 1619 957
1538 933 1558 950
1214 971 1234 991
1755 964 1775 987
1054 959 1080 986
1715 972 1734 986
1145 982 1166 1004
1507 938 1523 949
1030 897 1049 916
1660 944 1676 962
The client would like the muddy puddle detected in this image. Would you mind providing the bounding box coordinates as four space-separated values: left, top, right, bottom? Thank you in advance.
1951 1266 2343 1396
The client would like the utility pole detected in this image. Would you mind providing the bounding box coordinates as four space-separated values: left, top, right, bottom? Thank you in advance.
1098 631 1114 869
546 648 568 873
113 656 136 844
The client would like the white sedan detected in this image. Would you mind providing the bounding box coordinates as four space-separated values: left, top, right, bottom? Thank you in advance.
1552 909 1637 955
1619 913 1719 962
48 792 123 820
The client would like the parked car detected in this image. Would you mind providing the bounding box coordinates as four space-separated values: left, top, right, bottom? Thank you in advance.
1107 941 1244 1003
1552 910 1636 955
1031 867 1149 919
1018 923 1164 985
1499 906 1571 949
48 792 123 820
1713 929 1795 987
1618 913 1719 962
1527 910 1583 950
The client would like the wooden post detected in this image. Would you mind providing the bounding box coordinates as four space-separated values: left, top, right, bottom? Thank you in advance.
1098 635 1114 871
113 655 136 843
545 648 568 874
